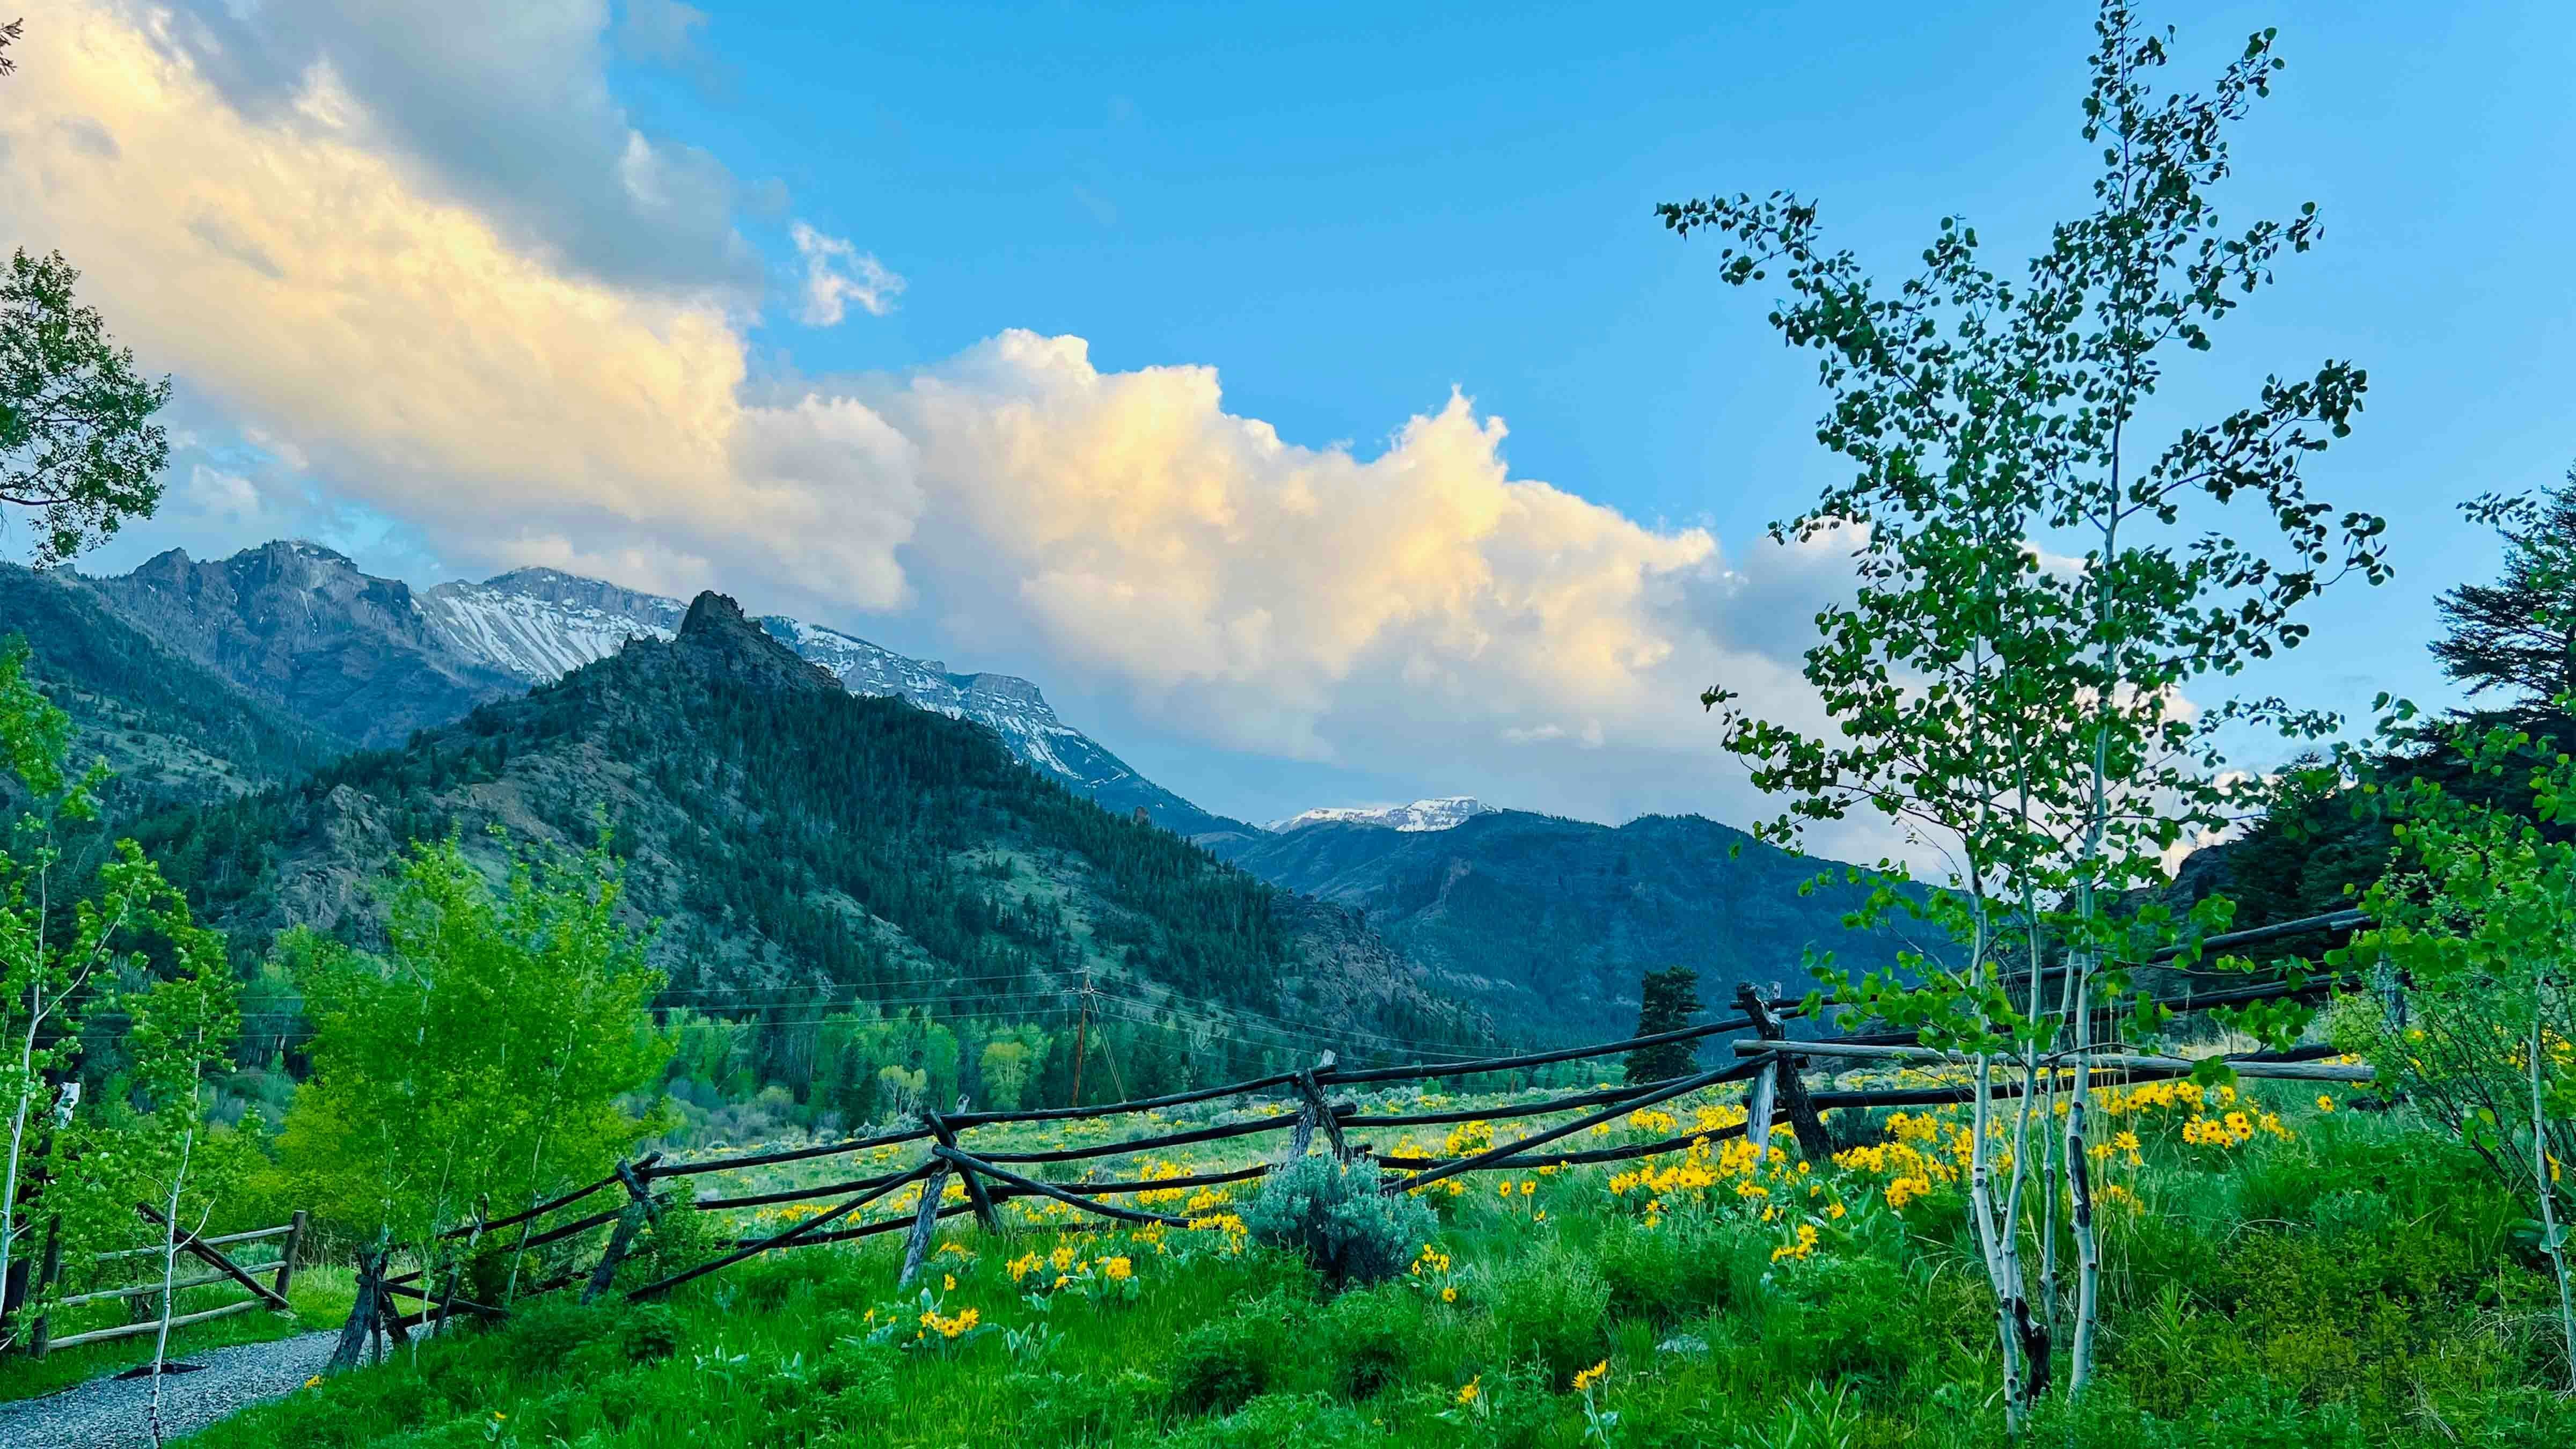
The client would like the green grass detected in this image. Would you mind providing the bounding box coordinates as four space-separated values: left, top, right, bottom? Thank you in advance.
163 1087 2576 1448
0 1268 356 1404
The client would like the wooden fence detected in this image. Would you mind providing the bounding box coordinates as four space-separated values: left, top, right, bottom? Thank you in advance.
330 908 2377 1336
17 1208 306 1358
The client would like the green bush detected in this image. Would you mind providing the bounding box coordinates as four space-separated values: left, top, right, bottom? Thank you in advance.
1013 1368 1168 1443
1320 1285 1423 1399
1167 1303 1299 1416
1241 1154 1438 1290
499 1297 613 1374
1774 1253 1940 1384
617 1302 684 1363
1482 1241 1609 1387
1597 1215 1736 1324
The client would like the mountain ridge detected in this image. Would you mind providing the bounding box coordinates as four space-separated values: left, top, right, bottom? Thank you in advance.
1270 796 1501 833
70 541 1258 842
126 590 1492 1087
1213 807 1915 1040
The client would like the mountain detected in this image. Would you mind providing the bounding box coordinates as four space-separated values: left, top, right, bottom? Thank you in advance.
70 544 1256 843
416 566 688 682
1271 796 1501 833
0 563 338 807
413 561 1256 842
84 543 526 749
126 592 1490 1087
1213 809 1915 1041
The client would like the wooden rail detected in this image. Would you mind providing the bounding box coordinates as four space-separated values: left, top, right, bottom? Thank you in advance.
25 1209 305 1357
282 907 2380 1329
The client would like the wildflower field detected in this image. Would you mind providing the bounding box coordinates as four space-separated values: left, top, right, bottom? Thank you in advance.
175 1067 2576 1449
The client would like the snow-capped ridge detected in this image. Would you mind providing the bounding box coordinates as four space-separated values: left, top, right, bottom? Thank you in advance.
1270 796 1502 833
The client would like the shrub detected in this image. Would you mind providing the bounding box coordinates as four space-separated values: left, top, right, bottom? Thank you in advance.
1597 1216 1734 1324
1241 1155 1437 1290
1167 1315 1283 1416
502 1297 614 1374
1320 1285 1424 1399
1483 1241 1609 1386
1774 1253 1938 1384
1015 1368 1168 1442
617 1302 684 1362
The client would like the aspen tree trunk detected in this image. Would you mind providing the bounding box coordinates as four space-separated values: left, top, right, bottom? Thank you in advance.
146 1130 197 1448
1965 1055 2025 1428
2532 1004 2574 1392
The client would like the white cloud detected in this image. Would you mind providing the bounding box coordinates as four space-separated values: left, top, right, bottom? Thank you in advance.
790 222 905 325
3 5 918 607
163 0 756 292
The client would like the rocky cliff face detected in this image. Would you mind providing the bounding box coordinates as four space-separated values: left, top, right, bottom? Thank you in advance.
89 543 524 749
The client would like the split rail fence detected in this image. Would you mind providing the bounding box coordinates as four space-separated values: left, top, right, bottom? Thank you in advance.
336 908 2379 1333
13 1207 307 1359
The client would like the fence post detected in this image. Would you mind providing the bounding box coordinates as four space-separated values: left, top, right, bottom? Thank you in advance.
896 1163 953 1289
925 1112 999 1233
26 1221 62 1359
274 1211 308 1307
1289 1052 1343 1160
582 1159 662 1305
326 1245 384 1373
1737 982 1833 1160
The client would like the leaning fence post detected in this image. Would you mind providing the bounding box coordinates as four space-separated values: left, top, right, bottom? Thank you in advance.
1737 982 1833 1160
26 1221 62 1359
926 1112 999 1234
1289 1052 1344 1160
326 1245 384 1373
274 1210 308 1307
583 1157 663 1305
897 1163 954 1289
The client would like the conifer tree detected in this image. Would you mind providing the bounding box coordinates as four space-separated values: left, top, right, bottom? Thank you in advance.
2432 465 2576 708
1623 966 1702 1083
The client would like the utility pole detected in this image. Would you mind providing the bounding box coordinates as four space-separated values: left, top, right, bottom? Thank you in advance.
1070 969 1093 1108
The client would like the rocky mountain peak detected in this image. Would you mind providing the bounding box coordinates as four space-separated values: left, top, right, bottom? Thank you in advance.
670 591 841 694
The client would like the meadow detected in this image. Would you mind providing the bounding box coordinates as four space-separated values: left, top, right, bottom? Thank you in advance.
156 1069 2576 1448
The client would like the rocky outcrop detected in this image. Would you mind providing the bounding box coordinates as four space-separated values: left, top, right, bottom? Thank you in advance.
87 543 523 749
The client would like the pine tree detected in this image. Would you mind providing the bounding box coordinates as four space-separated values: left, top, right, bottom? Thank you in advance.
2432 464 2576 708
1622 966 1702 1084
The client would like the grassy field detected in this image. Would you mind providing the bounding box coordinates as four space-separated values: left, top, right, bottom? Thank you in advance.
120 1073 2575 1448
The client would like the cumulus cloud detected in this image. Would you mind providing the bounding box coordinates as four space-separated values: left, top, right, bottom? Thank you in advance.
162 0 756 292
789 222 905 325
3 5 918 606
0 1 1881 850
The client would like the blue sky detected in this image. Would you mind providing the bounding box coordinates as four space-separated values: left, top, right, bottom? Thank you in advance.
11 1 2574 849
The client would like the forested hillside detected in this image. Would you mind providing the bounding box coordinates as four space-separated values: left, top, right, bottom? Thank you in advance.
1219 809 1914 1039
123 592 1490 1112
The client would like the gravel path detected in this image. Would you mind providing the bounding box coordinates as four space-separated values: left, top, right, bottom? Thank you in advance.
0 1329 337 1448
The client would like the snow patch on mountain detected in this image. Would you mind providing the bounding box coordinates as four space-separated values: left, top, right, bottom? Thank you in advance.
759 617 1125 789
1270 797 1501 833
421 569 685 682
